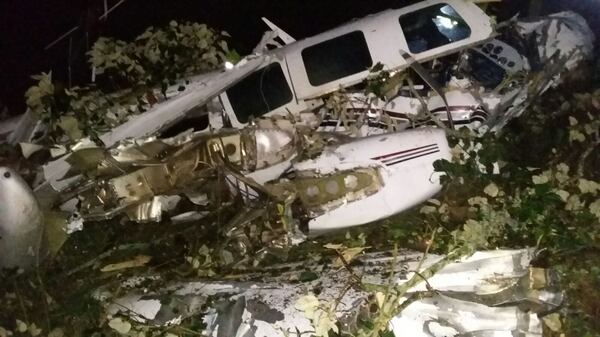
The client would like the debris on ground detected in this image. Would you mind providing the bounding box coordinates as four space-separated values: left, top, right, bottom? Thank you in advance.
104 249 561 337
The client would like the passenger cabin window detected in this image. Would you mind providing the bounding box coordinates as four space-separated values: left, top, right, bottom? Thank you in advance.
399 4 471 54
302 31 373 86
226 63 293 123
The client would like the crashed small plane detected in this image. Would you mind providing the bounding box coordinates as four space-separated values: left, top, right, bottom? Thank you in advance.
30 0 592 188
33 0 505 223
21 0 590 248
0 0 595 336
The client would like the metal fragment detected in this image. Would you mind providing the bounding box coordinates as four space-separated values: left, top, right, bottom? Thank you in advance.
0 167 45 269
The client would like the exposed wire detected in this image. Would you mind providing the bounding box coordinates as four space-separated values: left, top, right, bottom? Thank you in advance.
44 0 129 50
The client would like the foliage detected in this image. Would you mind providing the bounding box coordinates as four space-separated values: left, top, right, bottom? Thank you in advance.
25 77 152 144
24 73 61 135
295 294 339 337
88 38 144 86
89 21 232 92
25 21 233 144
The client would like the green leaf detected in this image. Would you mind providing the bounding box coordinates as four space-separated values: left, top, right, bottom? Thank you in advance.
57 115 83 141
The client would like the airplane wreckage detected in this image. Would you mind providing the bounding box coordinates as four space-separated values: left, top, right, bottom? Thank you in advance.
0 0 595 336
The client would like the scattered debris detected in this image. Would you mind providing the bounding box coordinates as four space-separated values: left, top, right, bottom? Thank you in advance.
103 249 561 337
100 255 152 272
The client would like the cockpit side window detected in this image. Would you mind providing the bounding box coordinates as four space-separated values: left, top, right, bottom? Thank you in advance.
399 4 471 54
226 63 293 123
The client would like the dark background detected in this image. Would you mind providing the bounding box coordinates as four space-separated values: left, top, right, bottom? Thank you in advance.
0 0 598 115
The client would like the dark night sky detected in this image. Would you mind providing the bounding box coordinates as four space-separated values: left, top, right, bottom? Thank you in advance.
0 0 598 114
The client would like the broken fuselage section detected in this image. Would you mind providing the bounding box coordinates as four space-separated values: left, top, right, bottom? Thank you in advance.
62 124 450 235
39 122 448 264
213 7 594 135
5 1 594 148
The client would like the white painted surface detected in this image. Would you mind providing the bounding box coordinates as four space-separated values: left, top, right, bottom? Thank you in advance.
299 128 450 233
0 167 44 269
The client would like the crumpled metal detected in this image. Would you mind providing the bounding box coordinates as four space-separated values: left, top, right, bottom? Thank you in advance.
265 167 383 217
55 124 317 267
67 125 298 221
102 248 562 337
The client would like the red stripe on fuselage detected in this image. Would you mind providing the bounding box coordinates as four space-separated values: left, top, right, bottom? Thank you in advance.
371 143 437 161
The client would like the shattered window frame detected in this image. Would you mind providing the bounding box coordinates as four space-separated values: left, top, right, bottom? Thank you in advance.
467 49 508 89
399 3 472 54
301 30 373 86
225 62 294 124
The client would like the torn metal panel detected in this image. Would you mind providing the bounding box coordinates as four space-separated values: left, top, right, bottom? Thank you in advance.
124 195 182 223
4 109 41 145
253 30 284 54
170 210 209 224
515 11 595 71
104 249 561 337
0 115 21 141
389 294 544 337
19 142 45 159
267 167 383 218
69 126 298 221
